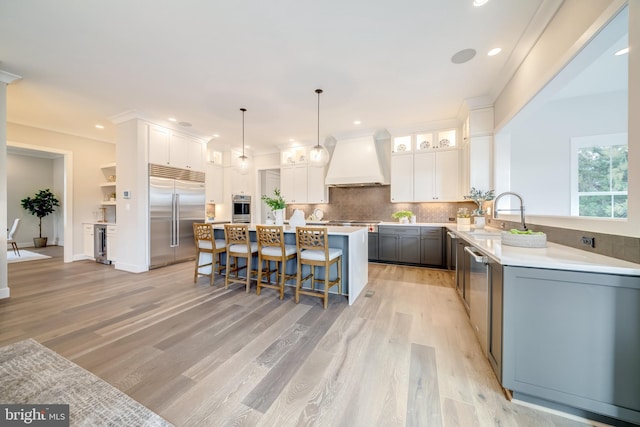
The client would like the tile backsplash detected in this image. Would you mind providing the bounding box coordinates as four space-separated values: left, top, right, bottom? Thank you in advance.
287 186 476 223
287 186 640 264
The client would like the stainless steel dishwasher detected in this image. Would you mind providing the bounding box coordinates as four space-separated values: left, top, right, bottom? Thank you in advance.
464 245 489 356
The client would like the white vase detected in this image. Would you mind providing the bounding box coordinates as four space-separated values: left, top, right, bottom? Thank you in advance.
474 216 486 229
274 209 284 226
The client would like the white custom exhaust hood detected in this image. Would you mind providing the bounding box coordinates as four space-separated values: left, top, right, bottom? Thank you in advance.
324 131 391 187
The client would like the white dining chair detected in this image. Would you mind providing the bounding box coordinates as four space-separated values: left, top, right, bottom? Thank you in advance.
7 218 21 256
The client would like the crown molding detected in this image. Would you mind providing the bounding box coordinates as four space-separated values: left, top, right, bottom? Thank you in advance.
0 70 22 85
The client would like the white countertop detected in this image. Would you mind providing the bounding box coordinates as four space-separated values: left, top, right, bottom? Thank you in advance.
449 225 640 276
83 221 116 226
210 223 367 237
378 221 453 227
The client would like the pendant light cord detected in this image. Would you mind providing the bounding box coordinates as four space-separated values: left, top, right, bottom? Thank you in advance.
240 107 246 157
316 89 322 148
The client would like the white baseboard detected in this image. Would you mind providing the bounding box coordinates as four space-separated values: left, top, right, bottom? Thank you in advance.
0 287 10 299
114 262 148 273
72 254 94 262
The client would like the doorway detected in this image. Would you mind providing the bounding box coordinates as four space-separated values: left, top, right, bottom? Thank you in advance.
258 169 281 223
7 142 72 263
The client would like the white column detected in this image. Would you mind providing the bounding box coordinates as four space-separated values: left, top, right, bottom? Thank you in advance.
0 70 22 299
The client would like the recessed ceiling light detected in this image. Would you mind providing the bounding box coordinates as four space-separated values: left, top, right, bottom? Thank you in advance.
451 48 477 64
168 117 177 122
473 0 489 6
488 47 502 56
212 134 220 138
95 124 104 129
353 120 361 125
289 138 295 142
615 47 629 56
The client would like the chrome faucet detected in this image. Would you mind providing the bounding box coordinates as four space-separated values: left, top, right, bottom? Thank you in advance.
493 192 528 231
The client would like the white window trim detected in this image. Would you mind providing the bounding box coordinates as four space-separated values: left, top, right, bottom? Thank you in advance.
570 133 628 217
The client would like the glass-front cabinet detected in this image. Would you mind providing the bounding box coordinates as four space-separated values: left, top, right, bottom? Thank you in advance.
279 146 328 204
391 128 460 202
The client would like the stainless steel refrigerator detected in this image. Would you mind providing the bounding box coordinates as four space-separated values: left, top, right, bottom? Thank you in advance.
149 164 205 269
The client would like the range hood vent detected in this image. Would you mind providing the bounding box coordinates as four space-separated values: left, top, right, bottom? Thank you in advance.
325 133 390 187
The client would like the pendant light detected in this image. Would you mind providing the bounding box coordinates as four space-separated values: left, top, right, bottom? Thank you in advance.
237 107 250 175
309 89 329 166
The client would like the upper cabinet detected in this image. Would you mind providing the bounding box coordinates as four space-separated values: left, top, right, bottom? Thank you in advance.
391 129 460 202
462 107 494 193
205 163 224 204
148 125 205 171
414 150 459 201
393 129 457 154
280 146 329 204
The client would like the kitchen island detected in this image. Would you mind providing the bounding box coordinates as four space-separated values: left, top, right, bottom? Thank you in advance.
211 224 369 305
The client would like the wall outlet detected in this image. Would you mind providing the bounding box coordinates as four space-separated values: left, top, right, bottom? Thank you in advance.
581 236 595 248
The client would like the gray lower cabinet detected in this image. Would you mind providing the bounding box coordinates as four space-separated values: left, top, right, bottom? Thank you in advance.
378 226 420 263
368 232 378 261
378 225 443 266
420 227 443 266
399 232 420 264
488 260 503 382
503 266 640 425
378 229 400 262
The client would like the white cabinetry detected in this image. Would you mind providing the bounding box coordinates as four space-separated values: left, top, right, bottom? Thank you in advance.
148 126 170 165
390 154 413 202
463 107 494 193
391 129 460 202
279 147 329 204
205 163 224 203
307 165 329 204
83 223 94 258
149 125 205 171
281 164 308 204
414 150 459 201
107 225 117 262
229 168 251 196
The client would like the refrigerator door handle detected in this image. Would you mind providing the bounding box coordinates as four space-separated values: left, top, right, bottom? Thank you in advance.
170 193 177 247
174 193 180 247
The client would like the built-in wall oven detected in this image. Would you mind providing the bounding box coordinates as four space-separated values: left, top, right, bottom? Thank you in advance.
232 194 251 223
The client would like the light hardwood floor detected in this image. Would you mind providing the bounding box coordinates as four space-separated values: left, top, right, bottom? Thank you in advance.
2 247 590 427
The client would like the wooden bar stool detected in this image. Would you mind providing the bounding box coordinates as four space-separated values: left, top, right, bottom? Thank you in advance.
193 223 226 286
224 224 258 293
295 226 342 309
256 225 297 300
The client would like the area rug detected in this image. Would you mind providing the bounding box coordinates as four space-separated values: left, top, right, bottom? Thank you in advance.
0 339 173 426
7 250 52 263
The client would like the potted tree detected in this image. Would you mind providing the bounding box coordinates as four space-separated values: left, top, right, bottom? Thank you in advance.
261 188 287 225
20 188 60 247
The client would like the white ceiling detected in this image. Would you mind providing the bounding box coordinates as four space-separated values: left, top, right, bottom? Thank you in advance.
0 0 560 154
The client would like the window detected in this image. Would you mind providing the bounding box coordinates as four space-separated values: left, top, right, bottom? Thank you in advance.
571 134 628 218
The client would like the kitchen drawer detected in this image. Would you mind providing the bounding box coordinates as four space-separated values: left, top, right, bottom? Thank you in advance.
420 227 442 237
379 226 420 236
